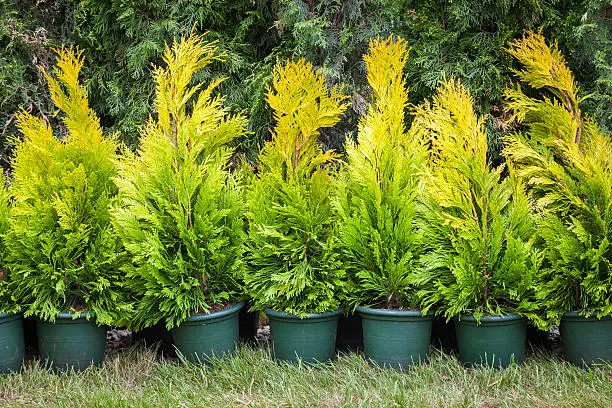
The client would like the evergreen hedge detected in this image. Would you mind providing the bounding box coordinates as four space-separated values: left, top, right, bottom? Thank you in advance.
1 1 610 165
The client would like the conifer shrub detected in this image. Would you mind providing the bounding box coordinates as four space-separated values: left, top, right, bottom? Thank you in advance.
334 37 427 310
5 48 129 325
412 78 541 324
111 35 248 330
503 31 612 320
0 173 15 313
244 59 349 316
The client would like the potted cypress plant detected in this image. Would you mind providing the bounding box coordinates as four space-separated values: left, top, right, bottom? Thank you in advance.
334 37 432 369
412 79 542 368
0 173 24 374
6 48 129 371
111 35 248 364
503 31 612 366
244 59 349 364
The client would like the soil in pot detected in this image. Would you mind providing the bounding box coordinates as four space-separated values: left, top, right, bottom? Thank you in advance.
36 313 107 371
357 307 433 369
265 308 343 364
0 312 25 374
171 302 243 364
455 314 527 369
561 312 612 366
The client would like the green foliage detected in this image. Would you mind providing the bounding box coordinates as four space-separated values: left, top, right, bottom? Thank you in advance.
334 37 427 310
5 48 129 325
412 79 541 324
272 0 407 150
403 0 538 111
551 1 611 134
0 0 276 161
1 1 610 163
244 59 349 316
402 1 612 150
0 1 62 168
0 172 15 312
503 31 612 320
68 0 275 151
111 35 248 330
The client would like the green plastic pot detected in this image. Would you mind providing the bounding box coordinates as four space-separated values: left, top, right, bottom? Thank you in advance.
0 312 25 374
36 313 107 371
172 302 243 364
455 314 527 368
561 312 612 366
357 307 433 369
265 308 343 364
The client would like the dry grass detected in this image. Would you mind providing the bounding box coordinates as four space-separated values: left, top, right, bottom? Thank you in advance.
0 344 610 407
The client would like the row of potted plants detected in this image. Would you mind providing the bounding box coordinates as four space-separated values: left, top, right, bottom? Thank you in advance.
0 31 610 373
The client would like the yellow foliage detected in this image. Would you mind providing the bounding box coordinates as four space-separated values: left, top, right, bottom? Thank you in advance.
244 59 349 316
503 30 612 318
411 78 489 209
150 35 236 151
42 48 105 148
411 77 540 320
361 36 409 143
505 30 582 144
260 59 348 178
13 47 117 201
111 34 248 329
8 47 125 324
336 36 428 309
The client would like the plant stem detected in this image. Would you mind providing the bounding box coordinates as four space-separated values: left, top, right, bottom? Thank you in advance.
573 279 581 310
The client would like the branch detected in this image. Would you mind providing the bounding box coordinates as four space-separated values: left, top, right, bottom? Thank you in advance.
561 90 582 145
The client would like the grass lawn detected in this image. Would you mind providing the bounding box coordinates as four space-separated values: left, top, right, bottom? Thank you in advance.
0 344 610 407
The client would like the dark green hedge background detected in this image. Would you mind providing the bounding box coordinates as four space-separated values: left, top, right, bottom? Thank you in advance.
1 0 610 167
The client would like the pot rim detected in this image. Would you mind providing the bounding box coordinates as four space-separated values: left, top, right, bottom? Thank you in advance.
0 311 24 323
264 307 344 320
456 313 526 322
562 311 611 320
184 301 245 322
53 311 93 320
356 306 434 317
0 310 24 320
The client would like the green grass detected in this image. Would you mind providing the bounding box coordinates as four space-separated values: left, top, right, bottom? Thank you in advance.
0 344 610 407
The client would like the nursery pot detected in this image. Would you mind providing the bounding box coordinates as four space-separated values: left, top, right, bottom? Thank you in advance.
561 312 612 366
455 314 527 368
265 308 343 364
36 313 107 371
357 307 433 369
0 312 25 374
172 302 243 364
